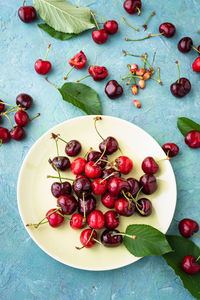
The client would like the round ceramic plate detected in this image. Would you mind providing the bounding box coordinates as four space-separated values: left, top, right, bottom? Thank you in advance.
17 115 176 271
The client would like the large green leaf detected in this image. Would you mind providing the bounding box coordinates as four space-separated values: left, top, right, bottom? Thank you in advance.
58 82 102 115
34 0 95 34
38 23 79 40
177 117 200 136
123 224 172 257
163 235 200 300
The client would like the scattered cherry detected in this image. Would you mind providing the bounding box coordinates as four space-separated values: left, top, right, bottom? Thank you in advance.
181 255 200 275
78 194 96 216
16 93 33 110
71 157 86 175
92 29 108 44
101 193 117 208
108 177 130 197
105 80 123 99
104 211 120 229
46 208 64 228
170 62 191 98
178 37 193 53
87 210 105 229
114 198 135 216
137 198 152 216
140 174 157 195
85 161 102 179
72 177 92 197
159 23 176 38
70 213 86 230
10 126 25 141
192 57 200 73
18 3 37 23
99 136 119 155
101 229 123 247
87 150 108 168
123 0 142 15
198 45 200 55
162 143 179 157
68 51 87 70
49 156 71 171
142 156 159 174
57 195 77 215
179 218 199 238
88 66 108 81
127 178 140 197
115 156 133 175
14 110 29 127
104 20 118 34
0 100 5 113
35 44 51 75
80 229 97 248
185 130 200 149
51 181 71 198
92 178 108 195
65 140 81 156
0 127 10 143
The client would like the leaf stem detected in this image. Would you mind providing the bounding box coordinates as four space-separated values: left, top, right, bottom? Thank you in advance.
64 66 75 80
122 17 139 31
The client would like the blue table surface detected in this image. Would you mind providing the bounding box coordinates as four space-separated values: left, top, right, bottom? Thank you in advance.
1 0 200 299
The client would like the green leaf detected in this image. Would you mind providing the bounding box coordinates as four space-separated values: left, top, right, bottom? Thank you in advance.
123 224 172 257
38 23 79 40
33 0 95 34
163 235 200 300
177 117 200 136
58 82 102 115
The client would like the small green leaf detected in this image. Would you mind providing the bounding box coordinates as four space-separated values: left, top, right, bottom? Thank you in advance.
58 82 102 115
163 235 200 300
38 23 79 40
123 224 172 257
177 117 200 136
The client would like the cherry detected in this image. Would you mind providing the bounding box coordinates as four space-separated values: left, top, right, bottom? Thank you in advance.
51 181 71 198
18 4 36 23
123 0 142 15
170 62 191 98
78 194 96 216
10 126 25 141
162 143 179 157
137 198 152 216
104 211 120 229
87 151 108 168
178 37 193 53
198 45 200 55
88 66 108 81
181 255 200 275
104 20 118 34
108 177 130 197
115 156 133 175
68 51 87 70
35 44 51 75
65 140 81 156
92 29 108 44
14 110 29 127
80 229 97 248
114 198 135 216
92 178 108 195
87 210 105 229
76 174 89 180
0 100 5 113
70 213 86 230
101 193 117 208
192 57 200 72
71 157 86 175
102 168 121 182
105 80 123 99
85 161 102 179
159 23 176 38
179 218 199 238
179 78 191 94
46 208 64 228
127 178 140 197
99 136 119 155
72 177 92 197
0 127 10 143
49 156 71 171
185 130 200 149
142 156 159 174
16 93 33 109
101 229 123 247
140 174 157 195
57 195 77 215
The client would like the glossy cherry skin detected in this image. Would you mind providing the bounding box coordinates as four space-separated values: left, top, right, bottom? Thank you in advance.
57 195 77 215
18 6 37 23
99 136 119 155
108 177 130 197
10 126 25 141
181 255 200 275
185 130 200 148
142 157 159 174
105 80 123 99
102 168 121 182
0 127 10 143
137 198 152 216
170 77 191 98
104 20 118 34
51 181 71 198
85 161 102 179
114 198 135 216
72 177 92 197
101 229 122 247
70 213 86 230
35 59 51 75
162 143 179 157
178 37 193 53
16 93 33 109
0 100 5 113
65 140 81 156
88 66 108 81
192 57 200 72
179 218 199 238
87 151 108 168
159 22 176 38
101 193 117 208
104 211 120 229
92 29 108 44
92 178 108 195
78 195 96 216
69 51 87 70
71 158 86 175
116 156 133 175
127 178 140 197
87 210 105 229
49 156 71 171
14 110 29 127
123 0 142 15
80 229 97 248
179 78 191 94
46 208 64 228
140 174 157 195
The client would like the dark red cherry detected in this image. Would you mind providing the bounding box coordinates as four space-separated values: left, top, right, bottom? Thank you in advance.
0 127 10 143
49 156 71 171
71 157 86 175
178 37 193 53
10 126 25 141
102 168 121 182
115 156 133 174
87 210 105 229
137 198 152 216
105 80 123 99
104 211 120 229
80 229 97 248
92 29 108 44
101 229 123 247
162 143 179 157
170 82 187 98
0 100 5 112
179 78 191 94
181 255 200 275
179 218 199 238
51 181 71 198
101 193 117 208
65 140 81 157
140 174 157 195
123 0 142 15
78 195 96 216
16 93 33 109
46 208 64 228
108 177 130 197
99 136 119 155
35 59 51 75
85 161 102 179
159 22 176 38
18 5 36 23
142 156 159 174
14 110 29 127
72 177 92 197
92 178 108 195
70 213 86 230
57 195 77 215
87 151 108 168
104 20 118 34
185 131 200 149
114 198 135 216
127 178 140 197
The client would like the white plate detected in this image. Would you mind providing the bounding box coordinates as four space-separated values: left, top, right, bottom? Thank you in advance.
17 115 177 271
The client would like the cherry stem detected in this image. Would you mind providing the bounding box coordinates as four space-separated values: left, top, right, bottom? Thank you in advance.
143 52 148 69
55 139 59 157
99 172 118 184
136 6 141 16
92 238 102 245
45 76 59 89
1 108 18 116
52 134 69 145
0 139 2 147
94 146 107 166
76 74 91 82
44 44 51 61
126 77 133 85
125 33 163 42
82 192 86 219
47 175 74 182
30 113 40 121
122 50 144 57
111 232 137 239
196 255 200 262
151 52 156 70
94 117 104 140
90 11 100 30
92 12 107 22
191 46 200 54
26 208 62 228
176 61 180 83
0 102 17 108
23 0 27 6
122 17 139 31
122 190 133 210
64 66 75 80
49 160 62 183
150 68 162 85
76 229 95 250
142 11 155 30
4 113 14 130
194 232 200 239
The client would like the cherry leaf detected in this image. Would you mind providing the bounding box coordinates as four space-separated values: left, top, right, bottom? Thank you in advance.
38 23 79 40
177 117 200 136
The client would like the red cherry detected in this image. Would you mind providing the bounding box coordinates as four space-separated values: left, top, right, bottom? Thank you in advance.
92 29 108 44
142 156 159 174
0 127 10 143
35 59 51 75
162 143 179 157
116 156 133 174
192 57 200 72
69 51 87 70
85 161 102 179
159 22 176 38
104 20 118 34
18 5 36 23
92 178 108 195
104 211 120 229
114 198 135 216
88 66 108 81
14 110 29 127
71 157 86 175
0 100 5 113
198 45 200 56
181 255 200 275
108 177 130 197
80 229 97 248
179 218 199 238
87 210 105 229
46 208 64 228
185 130 200 148
123 0 142 15
70 213 86 230
101 193 117 208
10 126 25 141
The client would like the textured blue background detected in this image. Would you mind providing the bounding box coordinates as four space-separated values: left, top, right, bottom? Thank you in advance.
0 0 200 299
